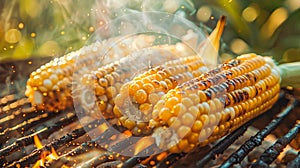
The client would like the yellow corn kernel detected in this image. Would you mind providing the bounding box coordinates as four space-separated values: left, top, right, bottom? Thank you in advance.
151 54 281 153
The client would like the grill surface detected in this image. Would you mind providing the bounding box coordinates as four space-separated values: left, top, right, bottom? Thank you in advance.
1 58 300 168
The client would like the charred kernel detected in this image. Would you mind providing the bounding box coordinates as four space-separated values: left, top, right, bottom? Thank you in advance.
152 80 161 88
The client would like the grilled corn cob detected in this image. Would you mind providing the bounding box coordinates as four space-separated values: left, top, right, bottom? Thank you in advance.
76 44 196 119
114 55 207 134
25 35 155 111
149 54 281 153
114 17 226 135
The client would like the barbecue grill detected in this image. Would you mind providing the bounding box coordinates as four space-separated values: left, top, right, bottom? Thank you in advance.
0 57 300 168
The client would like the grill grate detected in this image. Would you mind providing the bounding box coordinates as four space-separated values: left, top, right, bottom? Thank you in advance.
219 95 297 168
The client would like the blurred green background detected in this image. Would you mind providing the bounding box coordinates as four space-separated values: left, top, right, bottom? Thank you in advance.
0 0 299 63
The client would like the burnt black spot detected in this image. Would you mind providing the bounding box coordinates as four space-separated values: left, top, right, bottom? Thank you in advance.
243 90 249 100
255 87 259 96
231 92 239 103
220 83 229 91
204 90 212 100
229 80 236 88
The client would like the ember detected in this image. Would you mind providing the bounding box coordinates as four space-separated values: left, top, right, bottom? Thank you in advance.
32 135 68 168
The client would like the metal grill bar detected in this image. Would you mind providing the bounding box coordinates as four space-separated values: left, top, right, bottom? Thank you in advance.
0 106 36 129
220 96 298 168
0 112 77 158
196 120 253 167
0 112 53 144
0 95 18 107
288 152 300 168
0 98 29 116
252 121 300 167
6 119 103 168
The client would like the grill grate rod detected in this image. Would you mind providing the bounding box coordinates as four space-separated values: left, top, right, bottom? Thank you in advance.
252 121 300 167
0 112 77 158
219 96 297 168
0 106 36 130
196 120 252 167
6 119 104 168
288 152 300 168
53 125 150 167
0 112 55 144
0 97 29 117
0 94 18 107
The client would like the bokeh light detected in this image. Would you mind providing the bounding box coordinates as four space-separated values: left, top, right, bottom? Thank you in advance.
242 6 259 22
0 0 299 63
196 6 212 22
260 7 288 39
5 29 22 44
285 0 300 12
230 38 249 54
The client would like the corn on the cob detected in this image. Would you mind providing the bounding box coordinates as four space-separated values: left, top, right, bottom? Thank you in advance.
113 17 226 135
149 54 281 153
25 35 155 111
76 44 197 119
114 55 207 134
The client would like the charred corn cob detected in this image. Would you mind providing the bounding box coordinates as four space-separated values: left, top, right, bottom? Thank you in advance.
76 44 197 119
149 54 281 153
113 17 226 135
114 55 207 135
25 35 155 111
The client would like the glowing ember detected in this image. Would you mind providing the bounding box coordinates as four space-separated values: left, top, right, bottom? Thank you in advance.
32 135 69 168
33 135 43 149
